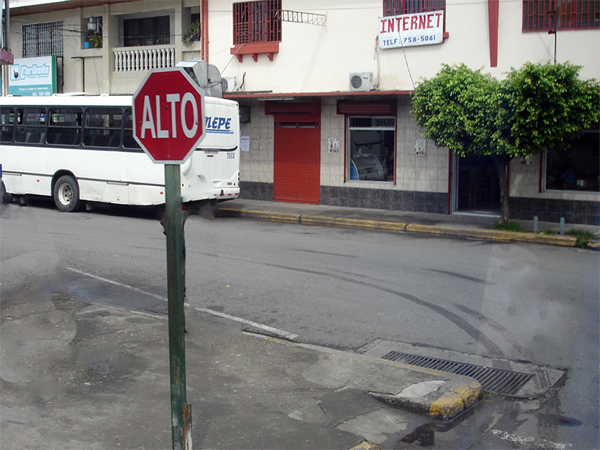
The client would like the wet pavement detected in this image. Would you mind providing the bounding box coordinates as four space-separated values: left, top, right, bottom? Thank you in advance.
1 199 598 449
1 272 484 450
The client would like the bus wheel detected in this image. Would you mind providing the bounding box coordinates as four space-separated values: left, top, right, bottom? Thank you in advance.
54 175 84 212
1 180 12 204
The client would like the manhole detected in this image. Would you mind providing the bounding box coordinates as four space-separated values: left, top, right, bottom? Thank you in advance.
382 351 533 395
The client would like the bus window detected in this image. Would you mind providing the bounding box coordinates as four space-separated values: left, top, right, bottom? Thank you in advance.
0 107 15 143
84 108 123 148
123 108 142 150
15 107 46 144
47 107 82 146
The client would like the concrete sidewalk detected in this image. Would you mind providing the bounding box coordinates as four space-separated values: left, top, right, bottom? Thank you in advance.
217 199 600 248
1 272 480 450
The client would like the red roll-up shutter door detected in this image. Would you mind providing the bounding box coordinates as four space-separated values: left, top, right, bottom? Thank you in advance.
273 120 320 204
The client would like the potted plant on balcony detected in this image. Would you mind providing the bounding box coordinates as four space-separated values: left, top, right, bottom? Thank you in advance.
89 34 103 48
182 21 201 47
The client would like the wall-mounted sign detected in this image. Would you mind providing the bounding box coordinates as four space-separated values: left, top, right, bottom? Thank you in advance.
379 10 444 49
9 56 57 96
415 139 426 156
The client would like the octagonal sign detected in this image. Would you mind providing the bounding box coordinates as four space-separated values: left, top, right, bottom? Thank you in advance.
133 67 206 164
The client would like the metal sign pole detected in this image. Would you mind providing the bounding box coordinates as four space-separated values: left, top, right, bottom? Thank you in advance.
133 67 206 450
164 163 192 450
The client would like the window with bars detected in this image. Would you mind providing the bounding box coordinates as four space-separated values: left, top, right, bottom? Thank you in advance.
523 0 600 31
123 16 170 47
233 0 282 45
383 0 446 16
22 21 63 57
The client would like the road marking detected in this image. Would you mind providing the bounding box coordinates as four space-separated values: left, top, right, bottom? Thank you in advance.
66 267 298 341
67 267 166 300
490 429 571 450
191 307 298 341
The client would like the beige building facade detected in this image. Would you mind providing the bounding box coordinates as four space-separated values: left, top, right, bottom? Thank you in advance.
4 0 599 223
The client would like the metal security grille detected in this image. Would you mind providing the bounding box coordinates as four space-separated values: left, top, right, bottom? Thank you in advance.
382 351 534 395
383 0 446 16
523 0 600 31
23 21 63 57
273 118 320 204
233 0 282 45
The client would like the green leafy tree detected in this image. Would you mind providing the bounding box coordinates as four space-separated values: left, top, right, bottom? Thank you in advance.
505 62 600 155
412 62 599 224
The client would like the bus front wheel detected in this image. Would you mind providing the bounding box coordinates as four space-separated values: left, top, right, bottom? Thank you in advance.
54 175 84 212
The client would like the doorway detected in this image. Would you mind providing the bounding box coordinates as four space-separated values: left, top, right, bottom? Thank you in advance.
454 154 500 213
273 120 321 204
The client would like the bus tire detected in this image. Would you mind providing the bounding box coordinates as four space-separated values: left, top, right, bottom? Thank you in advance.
1 180 11 204
54 175 84 212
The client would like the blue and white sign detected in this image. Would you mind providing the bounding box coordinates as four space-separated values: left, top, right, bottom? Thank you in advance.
9 56 57 96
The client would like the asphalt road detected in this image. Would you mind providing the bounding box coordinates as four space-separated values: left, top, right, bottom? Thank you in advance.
1 200 599 449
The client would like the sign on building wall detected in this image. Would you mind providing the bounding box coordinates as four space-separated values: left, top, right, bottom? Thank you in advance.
379 10 444 49
8 56 57 96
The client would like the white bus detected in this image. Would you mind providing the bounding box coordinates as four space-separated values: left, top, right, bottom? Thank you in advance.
0 94 240 212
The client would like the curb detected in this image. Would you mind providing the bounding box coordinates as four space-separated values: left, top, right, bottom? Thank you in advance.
217 207 579 247
270 339 483 422
370 378 482 421
349 442 381 450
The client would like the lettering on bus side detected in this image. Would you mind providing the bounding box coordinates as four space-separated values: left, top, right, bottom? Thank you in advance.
205 116 233 134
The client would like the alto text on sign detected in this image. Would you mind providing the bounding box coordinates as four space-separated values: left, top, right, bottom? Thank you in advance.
140 93 200 139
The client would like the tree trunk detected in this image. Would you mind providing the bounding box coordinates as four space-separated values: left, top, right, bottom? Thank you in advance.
493 155 511 225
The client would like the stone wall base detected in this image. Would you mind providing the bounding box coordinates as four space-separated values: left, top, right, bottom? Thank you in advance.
238 182 599 225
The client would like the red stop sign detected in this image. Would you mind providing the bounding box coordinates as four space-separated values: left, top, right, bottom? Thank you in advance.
133 68 206 164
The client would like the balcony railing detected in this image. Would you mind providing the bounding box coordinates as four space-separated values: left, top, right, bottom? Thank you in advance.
113 45 175 72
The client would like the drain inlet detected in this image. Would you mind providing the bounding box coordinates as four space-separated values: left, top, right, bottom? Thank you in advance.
382 351 533 396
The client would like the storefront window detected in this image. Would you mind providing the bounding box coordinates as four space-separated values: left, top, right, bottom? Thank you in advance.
348 117 395 182
545 129 599 192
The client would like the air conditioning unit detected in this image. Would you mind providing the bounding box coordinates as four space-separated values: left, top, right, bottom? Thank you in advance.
222 76 237 93
349 72 373 92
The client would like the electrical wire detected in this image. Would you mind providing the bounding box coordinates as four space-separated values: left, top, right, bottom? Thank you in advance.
220 43 246 74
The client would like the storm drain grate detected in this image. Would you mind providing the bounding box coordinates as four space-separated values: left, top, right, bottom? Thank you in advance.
381 351 534 396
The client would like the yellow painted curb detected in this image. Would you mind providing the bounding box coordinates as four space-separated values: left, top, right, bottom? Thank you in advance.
429 380 482 421
218 208 580 247
349 442 381 450
300 215 407 233
405 224 578 246
220 208 300 223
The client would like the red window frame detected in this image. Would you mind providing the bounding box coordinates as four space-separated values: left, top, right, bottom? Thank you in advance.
383 0 446 16
232 0 281 61
233 0 282 45
523 0 600 31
